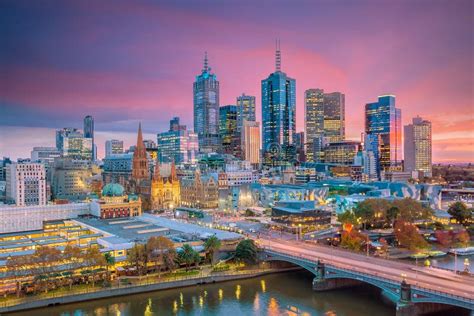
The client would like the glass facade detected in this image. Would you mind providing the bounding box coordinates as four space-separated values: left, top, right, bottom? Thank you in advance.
193 53 220 153
56 128 93 160
236 94 256 132
404 116 432 176
365 95 402 173
262 67 296 166
157 117 198 164
305 89 345 162
219 105 239 156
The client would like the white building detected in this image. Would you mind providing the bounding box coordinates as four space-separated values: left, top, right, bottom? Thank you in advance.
31 147 61 165
0 203 91 233
6 163 47 206
404 116 432 177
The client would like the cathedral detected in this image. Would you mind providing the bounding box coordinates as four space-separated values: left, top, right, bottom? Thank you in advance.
129 123 180 211
151 161 181 210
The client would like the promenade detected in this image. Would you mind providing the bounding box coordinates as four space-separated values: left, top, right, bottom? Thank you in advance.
0 267 295 314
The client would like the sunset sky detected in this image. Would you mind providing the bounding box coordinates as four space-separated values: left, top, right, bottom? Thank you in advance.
1 0 473 162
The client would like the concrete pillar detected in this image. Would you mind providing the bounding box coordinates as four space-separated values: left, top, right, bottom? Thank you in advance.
396 280 416 316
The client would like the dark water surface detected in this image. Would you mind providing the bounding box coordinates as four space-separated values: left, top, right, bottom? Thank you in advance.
12 271 395 316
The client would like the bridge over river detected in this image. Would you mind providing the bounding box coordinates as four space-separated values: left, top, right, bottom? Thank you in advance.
255 238 474 316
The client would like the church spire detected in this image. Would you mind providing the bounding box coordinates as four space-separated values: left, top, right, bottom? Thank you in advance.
275 39 281 72
153 158 162 182
132 122 149 181
170 161 177 182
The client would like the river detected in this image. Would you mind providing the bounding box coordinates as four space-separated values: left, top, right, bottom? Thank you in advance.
10 271 395 316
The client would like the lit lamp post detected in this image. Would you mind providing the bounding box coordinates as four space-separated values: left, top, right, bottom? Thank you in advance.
464 258 470 273
454 250 457 273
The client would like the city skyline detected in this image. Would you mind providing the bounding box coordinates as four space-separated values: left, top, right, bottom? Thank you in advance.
1 0 472 163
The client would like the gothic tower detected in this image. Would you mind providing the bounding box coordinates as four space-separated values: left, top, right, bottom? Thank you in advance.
132 123 149 181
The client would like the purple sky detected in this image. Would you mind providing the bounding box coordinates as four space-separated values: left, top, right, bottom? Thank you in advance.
0 0 473 162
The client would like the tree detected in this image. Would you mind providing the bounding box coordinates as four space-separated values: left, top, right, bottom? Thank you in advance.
84 247 106 286
235 239 258 264
337 210 358 225
394 221 429 251
127 244 147 276
103 252 115 281
386 206 400 224
354 199 391 229
448 202 473 226
204 236 221 266
455 230 471 247
392 198 433 222
147 236 175 276
340 230 365 252
32 246 62 293
177 244 199 271
434 230 454 247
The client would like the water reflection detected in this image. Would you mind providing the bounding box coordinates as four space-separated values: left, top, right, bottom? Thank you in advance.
19 271 395 316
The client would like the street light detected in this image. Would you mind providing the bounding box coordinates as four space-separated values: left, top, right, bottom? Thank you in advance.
464 258 470 273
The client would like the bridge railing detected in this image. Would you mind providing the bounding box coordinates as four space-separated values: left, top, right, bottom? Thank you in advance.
261 247 474 305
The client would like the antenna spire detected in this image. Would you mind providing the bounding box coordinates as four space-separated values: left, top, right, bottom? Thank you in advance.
203 51 209 72
275 39 281 72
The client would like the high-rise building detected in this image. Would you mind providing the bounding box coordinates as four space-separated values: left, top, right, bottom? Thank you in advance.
157 117 199 164
404 116 432 176
194 52 220 153
6 162 46 206
365 95 402 174
219 105 239 156
56 128 93 160
294 132 306 162
242 120 261 168
262 41 296 166
105 140 124 157
305 89 345 162
83 115 95 160
236 94 256 132
51 158 93 201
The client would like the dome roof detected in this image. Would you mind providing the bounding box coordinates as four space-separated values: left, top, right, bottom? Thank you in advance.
102 183 125 197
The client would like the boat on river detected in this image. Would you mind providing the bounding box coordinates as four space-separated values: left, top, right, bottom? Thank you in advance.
448 247 474 256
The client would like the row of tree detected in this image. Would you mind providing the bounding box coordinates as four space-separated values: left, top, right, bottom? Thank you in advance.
338 198 433 229
7 245 113 296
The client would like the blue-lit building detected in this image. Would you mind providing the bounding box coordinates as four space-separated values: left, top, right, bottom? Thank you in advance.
365 95 402 175
193 52 220 153
236 94 256 132
261 43 296 166
157 117 198 164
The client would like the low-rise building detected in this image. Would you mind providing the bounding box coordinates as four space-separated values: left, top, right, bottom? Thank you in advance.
90 183 141 219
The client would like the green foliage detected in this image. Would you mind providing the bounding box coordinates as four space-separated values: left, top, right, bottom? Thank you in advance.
177 244 200 271
212 264 230 272
337 210 358 225
340 230 365 252
235 239 258 264
204 236 221 266
448 202 473 226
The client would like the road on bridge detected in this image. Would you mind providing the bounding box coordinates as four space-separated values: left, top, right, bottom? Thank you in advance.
255 237 474 301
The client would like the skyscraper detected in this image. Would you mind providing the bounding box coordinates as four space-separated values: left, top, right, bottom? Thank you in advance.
83 115 95 160
404 116 432 176
194 52 220 153
365 95 402 174
219 105 239 156
305 89 345 162
105 140 124 157
157 117 198 164
261 41 296 166
242 120 261 168
236 94 256 132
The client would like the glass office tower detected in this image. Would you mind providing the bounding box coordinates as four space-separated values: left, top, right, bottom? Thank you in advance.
193 52 220 153
261 42 296 166
365 95 402 174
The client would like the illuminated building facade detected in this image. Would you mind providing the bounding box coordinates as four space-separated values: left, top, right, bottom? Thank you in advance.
56 128 93 160
404 116 432 176
51 158 92 201
242 120 261 168
365 95 402 174
194 53 220 153
150 162 180 210
262 42 296 166
305 89 345 162
323 141 361 165
157 117 198 164
105 139 124 157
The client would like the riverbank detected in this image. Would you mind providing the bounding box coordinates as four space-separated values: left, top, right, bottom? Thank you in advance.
0 267 300 314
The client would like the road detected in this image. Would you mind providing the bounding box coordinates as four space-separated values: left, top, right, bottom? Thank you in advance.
255 236 474 300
